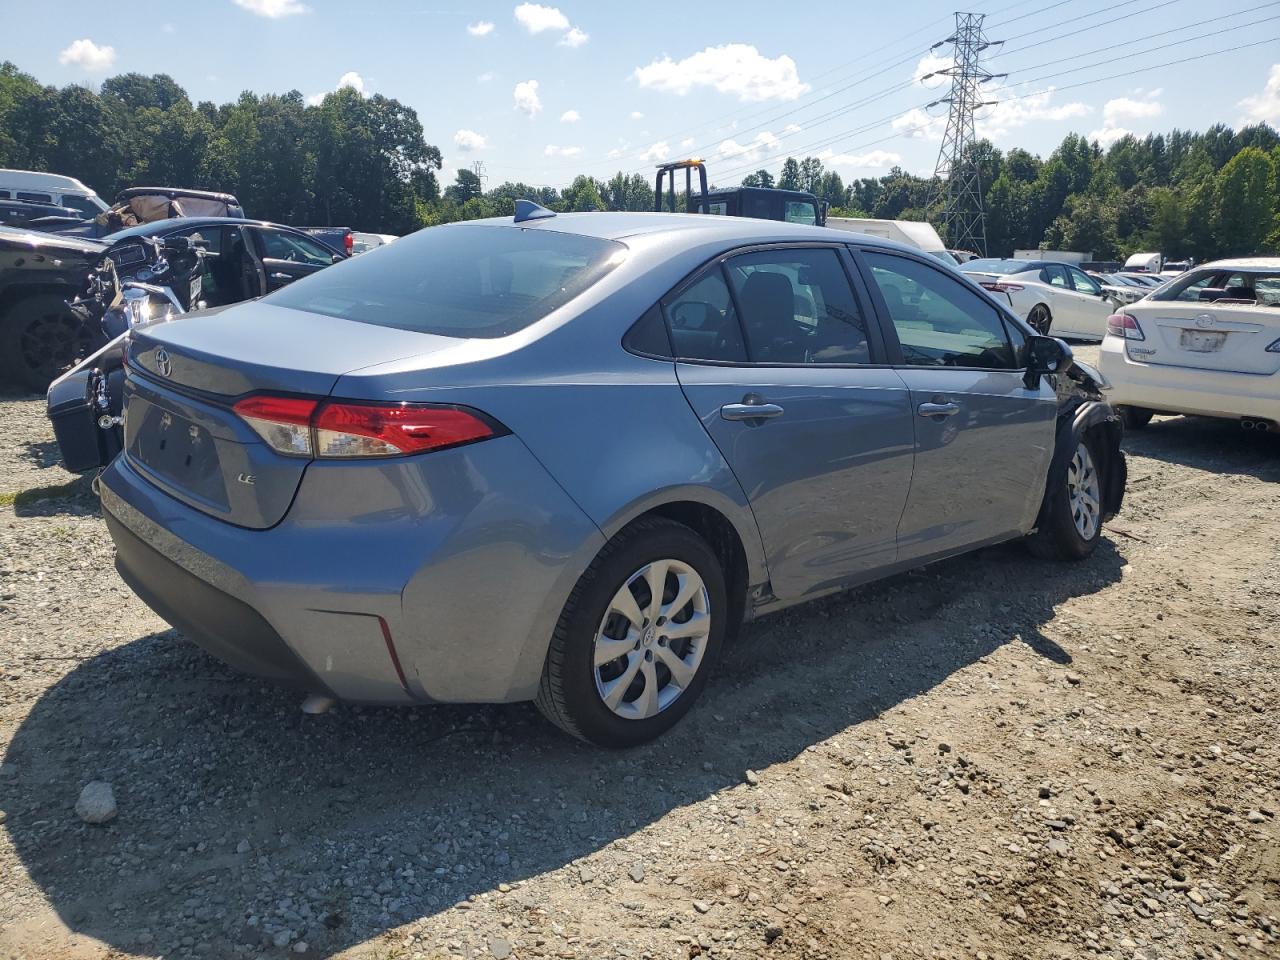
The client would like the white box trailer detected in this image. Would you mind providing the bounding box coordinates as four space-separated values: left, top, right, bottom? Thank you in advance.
1123 252 1164 273
825 217 957 266
1014 248 1092 264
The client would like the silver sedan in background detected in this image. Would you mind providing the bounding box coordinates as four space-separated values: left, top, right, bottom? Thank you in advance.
98 209 1126 746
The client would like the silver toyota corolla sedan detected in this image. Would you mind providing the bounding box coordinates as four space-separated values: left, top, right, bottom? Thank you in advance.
98 207 1125 746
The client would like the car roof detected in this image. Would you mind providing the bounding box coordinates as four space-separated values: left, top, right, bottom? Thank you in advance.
104 216 301 241
1192 257 1280 271
116 186 239 203
459 210 931 257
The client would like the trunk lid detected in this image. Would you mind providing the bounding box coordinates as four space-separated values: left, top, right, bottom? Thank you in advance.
1128 302 1280 375
123 301 469 528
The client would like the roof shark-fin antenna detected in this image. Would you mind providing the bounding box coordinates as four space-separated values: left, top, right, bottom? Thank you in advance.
514 199 557 223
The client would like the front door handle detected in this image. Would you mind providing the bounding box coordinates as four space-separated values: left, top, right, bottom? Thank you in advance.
270 272 295 282
917 401 960 418
721 402 784 422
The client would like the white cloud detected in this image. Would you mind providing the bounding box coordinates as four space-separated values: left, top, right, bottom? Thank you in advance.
477 71 495 83
1238 64 1280 125
306 71 366 106
513 79 542 117
544 144 583 157
980 89 1090 140
629 111 645 120
680 137 695 149
58 39 116 72
892 107 946 140
912 52 951 89
336 71 365 94
514 3 569 33
1087 90 1161 147
607 142 630 159
467 20 495 36
640 140 671 163
718 131 781 163
231 0 308 18
454 129 488 152
559 26 589 47
783 123 802 134
633 44 808 102
817 148 902 172
560 109 581 123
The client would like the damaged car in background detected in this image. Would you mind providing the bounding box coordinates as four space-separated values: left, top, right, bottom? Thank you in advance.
45 217 348 465
2 216 347 393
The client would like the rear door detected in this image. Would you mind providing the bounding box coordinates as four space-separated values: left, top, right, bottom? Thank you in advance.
669 244 916 600
1037 263 1088 334
858 249 1058 561
1066 266 1115 338
1129 269 1280 375
250 227 339 292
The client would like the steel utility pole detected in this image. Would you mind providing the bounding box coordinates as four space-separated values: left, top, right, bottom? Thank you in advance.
926 12 1004 257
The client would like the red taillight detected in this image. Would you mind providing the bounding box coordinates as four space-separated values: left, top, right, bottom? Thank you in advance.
314 402 495 457
344 232 353 255
1106 312 1145 341
979 281 1025 293
233 395 499 459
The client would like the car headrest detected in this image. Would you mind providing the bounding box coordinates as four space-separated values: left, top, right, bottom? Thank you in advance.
739 271 794 329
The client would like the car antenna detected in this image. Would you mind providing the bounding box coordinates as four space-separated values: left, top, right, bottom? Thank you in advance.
514 199 556 223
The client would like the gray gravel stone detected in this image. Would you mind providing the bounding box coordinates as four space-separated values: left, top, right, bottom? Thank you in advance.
74 781 117 824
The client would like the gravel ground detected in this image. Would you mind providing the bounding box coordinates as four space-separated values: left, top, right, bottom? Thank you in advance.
1 357 1277 960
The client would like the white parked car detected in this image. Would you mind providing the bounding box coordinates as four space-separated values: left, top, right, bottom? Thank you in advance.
0 168 109 218
1099 258 1280 431
351 231 398 255
962 258 1118 339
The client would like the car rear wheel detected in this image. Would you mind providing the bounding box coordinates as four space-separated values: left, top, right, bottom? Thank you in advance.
1027 434 1105 561
536 517 727 747
1027 304 1052 335
1118 405 1153 430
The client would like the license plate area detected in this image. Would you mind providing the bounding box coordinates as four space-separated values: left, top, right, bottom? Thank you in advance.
130 403 229 509
1179 329 1226 352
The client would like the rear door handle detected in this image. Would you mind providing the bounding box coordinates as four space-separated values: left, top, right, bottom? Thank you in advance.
721 402 784 422
270 272 295 282
917 401 960 418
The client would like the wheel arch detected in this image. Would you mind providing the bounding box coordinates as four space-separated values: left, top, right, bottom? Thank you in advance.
1035 400 1125 532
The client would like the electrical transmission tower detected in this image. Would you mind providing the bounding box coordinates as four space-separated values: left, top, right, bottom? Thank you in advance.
926 12 1004 256
471 160 488 192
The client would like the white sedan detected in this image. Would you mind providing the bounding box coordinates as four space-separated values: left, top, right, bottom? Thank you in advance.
962 258 1119 339
1098 258 1280 430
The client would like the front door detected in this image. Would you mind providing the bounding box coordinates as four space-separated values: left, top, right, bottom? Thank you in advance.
668 245 916 600
249 227 338 292
860 250 1058 562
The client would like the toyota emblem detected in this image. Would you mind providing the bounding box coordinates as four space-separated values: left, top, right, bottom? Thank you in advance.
1195 314 1215 328
155 348 172 377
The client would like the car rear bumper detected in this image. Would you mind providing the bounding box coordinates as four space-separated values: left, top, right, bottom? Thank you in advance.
1098 336 1280 421
99 436 605 705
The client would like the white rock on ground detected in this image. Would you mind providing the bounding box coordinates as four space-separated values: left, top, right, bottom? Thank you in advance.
74 781 116 825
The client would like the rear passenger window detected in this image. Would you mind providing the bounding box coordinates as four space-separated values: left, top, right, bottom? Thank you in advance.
663 270 747 363
865 252 1016 369
724 248 871 364
783 201 818 225
17 191 52 203
1041 264 1069 288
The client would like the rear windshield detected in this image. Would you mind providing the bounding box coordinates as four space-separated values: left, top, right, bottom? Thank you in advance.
267 223 625 338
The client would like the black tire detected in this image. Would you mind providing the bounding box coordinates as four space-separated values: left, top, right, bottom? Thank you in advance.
0 293 96 393
1027 304 1052 335
535 517 729 747
1027 432 1105 561
1118 405 1153 430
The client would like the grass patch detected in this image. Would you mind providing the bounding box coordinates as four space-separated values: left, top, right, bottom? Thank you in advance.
0 475 92 507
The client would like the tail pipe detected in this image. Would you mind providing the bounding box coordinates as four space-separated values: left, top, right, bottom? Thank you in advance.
1241 418 1277 432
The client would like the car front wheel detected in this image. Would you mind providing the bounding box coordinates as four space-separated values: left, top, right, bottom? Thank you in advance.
1027 435 1105 561
536 517 727 747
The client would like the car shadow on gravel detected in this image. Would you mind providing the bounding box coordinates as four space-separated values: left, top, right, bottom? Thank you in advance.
1126 415 1280 480
2 538 1122 957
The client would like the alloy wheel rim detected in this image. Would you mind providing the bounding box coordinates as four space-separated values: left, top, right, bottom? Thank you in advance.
593 558 711 721
1067 442 1101 540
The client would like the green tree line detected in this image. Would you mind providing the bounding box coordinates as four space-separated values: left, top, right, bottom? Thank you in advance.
3 63 1278 258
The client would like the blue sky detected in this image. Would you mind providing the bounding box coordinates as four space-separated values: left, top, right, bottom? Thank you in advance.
24 0 1280 190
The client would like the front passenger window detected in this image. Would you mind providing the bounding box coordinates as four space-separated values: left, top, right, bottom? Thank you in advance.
864 252 1016 369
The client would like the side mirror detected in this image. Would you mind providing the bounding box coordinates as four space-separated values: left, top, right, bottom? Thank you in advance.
1024 334 1073 389
162 235 192 255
